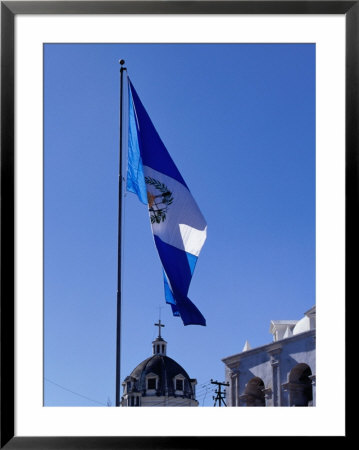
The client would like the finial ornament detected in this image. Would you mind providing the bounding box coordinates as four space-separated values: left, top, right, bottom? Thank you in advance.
119 59 125 65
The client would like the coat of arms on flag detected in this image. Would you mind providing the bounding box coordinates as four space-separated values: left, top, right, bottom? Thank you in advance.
145 177 174 224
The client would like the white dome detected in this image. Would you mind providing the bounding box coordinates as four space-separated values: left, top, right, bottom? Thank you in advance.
293 316 311 335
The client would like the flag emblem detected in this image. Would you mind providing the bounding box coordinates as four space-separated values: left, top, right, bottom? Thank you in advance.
145 177 174 224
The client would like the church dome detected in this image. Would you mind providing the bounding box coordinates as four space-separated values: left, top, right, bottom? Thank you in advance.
121 320 198 406
129 353 195 398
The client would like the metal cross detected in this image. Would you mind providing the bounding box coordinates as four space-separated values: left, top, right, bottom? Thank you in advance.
154 319 165 338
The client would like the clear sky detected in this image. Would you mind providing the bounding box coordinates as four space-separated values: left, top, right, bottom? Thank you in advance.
44 43 315 407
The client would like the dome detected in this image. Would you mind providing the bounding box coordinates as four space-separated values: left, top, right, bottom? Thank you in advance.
121 320 198 406
292 316 311 335
293 307 316 335
128 353 195 399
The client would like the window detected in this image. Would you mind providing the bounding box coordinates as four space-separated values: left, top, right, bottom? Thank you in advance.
129 396 140 407
176 379 184 391
147 378 156 390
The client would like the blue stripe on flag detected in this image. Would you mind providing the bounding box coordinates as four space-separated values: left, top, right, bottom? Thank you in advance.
154 236 205 326
126 85 147 204
163 253 199 321
128 80 188 189
163 272 180 317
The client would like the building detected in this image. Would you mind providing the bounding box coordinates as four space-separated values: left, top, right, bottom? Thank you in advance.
121 320 198 407
222 306 316 406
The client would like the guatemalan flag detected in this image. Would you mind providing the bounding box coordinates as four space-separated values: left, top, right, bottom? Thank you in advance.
126 78 207 326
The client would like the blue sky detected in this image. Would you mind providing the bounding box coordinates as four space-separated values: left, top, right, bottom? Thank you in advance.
44 43 315 407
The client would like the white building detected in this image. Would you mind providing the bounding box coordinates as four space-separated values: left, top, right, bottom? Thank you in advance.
121 321 198 407
222 306 316 406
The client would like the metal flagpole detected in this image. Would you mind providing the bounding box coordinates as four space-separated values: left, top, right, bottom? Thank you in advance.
116 59 126 407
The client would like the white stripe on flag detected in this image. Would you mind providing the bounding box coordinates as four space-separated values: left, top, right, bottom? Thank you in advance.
143 166 207 256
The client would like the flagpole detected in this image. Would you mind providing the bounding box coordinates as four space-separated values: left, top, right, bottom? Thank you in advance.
116 59 126 407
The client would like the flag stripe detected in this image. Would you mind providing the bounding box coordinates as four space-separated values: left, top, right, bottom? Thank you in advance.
127 83 147 204
154 235 197 296
129 80 188 188
143 166 207 255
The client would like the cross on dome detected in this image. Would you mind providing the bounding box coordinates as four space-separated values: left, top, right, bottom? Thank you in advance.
154 319 165 338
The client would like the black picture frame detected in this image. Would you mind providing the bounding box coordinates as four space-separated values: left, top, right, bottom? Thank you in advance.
1 1 351 447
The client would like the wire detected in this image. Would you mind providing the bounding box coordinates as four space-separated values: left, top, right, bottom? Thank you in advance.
201 384 209 406
141 382 214 407
44 376 215 408
44 377 108 406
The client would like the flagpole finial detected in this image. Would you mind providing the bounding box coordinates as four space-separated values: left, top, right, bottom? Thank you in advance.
119 59 127 74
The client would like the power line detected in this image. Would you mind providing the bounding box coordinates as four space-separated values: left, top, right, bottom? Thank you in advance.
44 377 108 406
200 384 210 406
136 381 214 407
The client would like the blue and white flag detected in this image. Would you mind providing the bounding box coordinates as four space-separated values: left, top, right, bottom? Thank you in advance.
126 78 207 326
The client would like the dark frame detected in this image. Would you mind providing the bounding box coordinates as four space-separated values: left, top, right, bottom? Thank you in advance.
1 1 351 447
